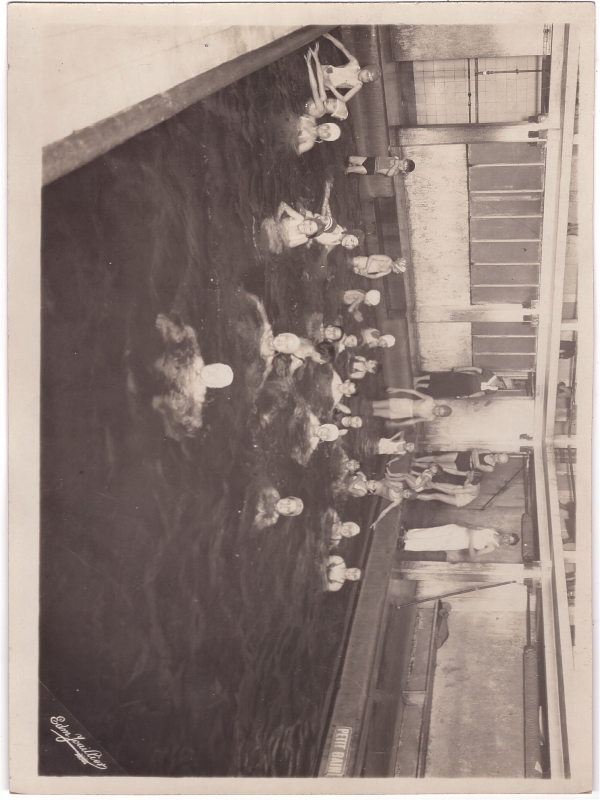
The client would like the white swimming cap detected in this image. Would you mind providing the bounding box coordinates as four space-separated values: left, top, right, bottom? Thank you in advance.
365 290 381 306
331 100 349 121
342 522 360 538
317 423 340 442
379 335 396 348
319 123 341 142
201 363 234 388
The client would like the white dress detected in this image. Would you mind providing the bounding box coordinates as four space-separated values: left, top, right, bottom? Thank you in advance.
404 524 497 552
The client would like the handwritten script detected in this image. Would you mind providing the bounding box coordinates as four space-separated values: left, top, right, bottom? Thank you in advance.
50 716 108 770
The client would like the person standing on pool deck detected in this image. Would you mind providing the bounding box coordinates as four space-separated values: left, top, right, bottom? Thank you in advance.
311 35 382 104
346 155 415 177
413 450 509 475
401 524 519 560
351 254 407 280
414 367 500 399
371 388 452 426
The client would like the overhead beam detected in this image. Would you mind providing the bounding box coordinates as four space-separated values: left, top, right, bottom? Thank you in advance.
43 25 332 186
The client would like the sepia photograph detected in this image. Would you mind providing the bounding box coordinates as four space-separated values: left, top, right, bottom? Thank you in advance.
8 3 594 793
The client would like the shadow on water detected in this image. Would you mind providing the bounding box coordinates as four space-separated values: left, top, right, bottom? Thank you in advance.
40 36 391 776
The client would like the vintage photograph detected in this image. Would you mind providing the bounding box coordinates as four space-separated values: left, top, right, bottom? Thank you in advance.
8 3 594 792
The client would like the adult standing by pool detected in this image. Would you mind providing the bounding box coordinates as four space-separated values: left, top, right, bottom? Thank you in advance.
401 525 519 560
371 388 452 426
414 367 500 399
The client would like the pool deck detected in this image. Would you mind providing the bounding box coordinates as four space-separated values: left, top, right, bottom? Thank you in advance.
316 26 427 777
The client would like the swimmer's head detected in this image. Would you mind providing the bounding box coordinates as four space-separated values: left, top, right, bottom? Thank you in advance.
272 333 301 354
402 489 417 500
364 290 381 306
276 496 304 517
316 122 341 142
317 423 340 442
345 459 361 473
345 567 362 581
343 335 359 348
399 159 415 173
404 442 415 453
365 360 380 374
315 341 336 363
366 480 379 494
340 380 358 396
343 415 363 428
200 363 234 388
433 404 453 417
358 65 381 84
324 98 349 120
341 522 360 538
341 229 365 250
494 453 510 464
298 219 319 236
323 325 344 342
378 335 396 349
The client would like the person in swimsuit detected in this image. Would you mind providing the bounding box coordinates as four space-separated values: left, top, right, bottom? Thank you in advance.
371 388 452 426
350 356 381 380
351 254 407 279
331 372 358 413
377 436 415 456
312 35 381 104
414 367 500 398
346 155 415 177
361 329 396 349
383 462 440 493
325 555 362 591
413 450 509 475
342 288 380 322
333 411 363 430
415 479 481 508
254 489 304 529
325 509 361 547
319 324 345 343
296 116 341 155
367 479 415 529
304 48 349 121
400 524 519 560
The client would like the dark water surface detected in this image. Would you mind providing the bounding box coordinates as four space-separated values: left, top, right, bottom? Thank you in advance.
41 40 389 776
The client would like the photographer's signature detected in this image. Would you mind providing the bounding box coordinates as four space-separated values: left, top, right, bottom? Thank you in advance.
50 716 108 770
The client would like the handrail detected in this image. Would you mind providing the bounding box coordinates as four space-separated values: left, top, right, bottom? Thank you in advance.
416 598 441 777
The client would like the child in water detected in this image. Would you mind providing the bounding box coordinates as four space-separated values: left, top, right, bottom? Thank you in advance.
312 35 381 104
254 488 304 530
304 49 349 122
350 356 381 380
343 288 380 322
